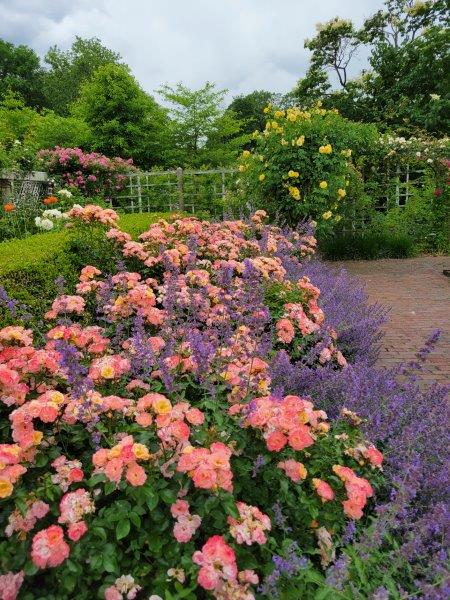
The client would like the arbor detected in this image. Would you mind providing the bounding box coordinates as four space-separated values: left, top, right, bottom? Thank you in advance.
158 82 247 166
0 39 45 108
73 63 168 166
43 37 123 115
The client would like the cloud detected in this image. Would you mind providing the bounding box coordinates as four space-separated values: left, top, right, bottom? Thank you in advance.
0 0 384 102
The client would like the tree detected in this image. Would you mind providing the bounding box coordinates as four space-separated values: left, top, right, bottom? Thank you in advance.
304 17 362 89
43 37 123 115
73 63 168 165
227 90 275 135
293 65 331 107
0 39 45 108
295 0 449 134
158 82 247 166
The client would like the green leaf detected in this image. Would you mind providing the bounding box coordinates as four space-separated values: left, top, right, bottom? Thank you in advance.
160 489 177 504
104 481 116 495
103 555 117 573
146 490 159 510
221 494 239 519
116 519 130 540
129 512 141 528
92 526 107 541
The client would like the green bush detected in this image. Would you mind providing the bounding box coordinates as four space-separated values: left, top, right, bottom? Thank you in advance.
238 105 378 233
319 231 416 260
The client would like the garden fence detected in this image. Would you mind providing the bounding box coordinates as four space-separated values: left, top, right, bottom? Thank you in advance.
109 167 239 217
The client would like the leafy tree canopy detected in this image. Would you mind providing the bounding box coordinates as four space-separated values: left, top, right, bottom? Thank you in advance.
73 63 168 166
43 37 123 115
158 82 248 167
0 39 46 108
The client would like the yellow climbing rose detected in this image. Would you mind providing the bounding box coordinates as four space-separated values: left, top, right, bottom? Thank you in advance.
288 186 301 200
288 170 299 178
259 173 266 182
337 188 346 198
295 135 305 146
319 181 328 189
322 211 332 220
242 150 251 158
319 144 332 154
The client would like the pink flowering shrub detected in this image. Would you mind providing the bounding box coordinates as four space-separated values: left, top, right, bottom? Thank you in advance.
0 208 385 599
38 147 135 197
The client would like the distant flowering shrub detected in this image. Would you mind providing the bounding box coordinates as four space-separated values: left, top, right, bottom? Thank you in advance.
238 106 370 231
38 147 136 197
0 208 385 599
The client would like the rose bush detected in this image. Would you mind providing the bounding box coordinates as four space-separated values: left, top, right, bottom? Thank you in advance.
37 147 135 198
0 207 385 599
237 105 377 233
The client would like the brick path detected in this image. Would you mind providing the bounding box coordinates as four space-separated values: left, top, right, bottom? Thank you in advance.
338 256 450 385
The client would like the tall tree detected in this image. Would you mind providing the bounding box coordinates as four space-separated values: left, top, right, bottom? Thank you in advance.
227 90 275 135
0 39 45 108
304 17 361 89
73 63 168 165
43 37 123 115
158 82 247 166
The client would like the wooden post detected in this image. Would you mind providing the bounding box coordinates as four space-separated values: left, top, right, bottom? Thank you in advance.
137 175 143 213
176 167 184 212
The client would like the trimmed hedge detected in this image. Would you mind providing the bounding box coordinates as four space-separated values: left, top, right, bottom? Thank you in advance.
319 231 416 261
0 212 175 327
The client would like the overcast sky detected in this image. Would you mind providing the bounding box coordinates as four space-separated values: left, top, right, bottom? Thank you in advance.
0 0 385 102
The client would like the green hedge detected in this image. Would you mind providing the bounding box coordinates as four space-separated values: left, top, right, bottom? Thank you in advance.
0 212 174 328
319 231 416 261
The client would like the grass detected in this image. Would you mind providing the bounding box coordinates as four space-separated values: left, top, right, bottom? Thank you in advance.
0 212 175 277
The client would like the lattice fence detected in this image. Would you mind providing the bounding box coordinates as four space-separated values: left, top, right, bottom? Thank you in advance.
109 168 239 217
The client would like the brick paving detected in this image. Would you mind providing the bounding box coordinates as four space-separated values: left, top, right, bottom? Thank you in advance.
338 256 450 385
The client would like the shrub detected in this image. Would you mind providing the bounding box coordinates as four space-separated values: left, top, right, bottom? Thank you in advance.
318 231 416 260
0 208 385 599
238 105 378 233
38 147 136 198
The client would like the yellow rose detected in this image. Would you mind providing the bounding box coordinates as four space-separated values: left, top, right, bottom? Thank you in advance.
263 105 271 114
50 391 65 405
108 446 121 459
319 144 332 154
319 181 328 189
100 364 115 379
133 443 150 461
33 431 43 445
281 138 289 146
259 173 266 182
153 397 172 415
0 478 13 499
337 188 346 198
242 150 251 158
238 164 246 172
295 135 305 146
288 170 299 178
298 464 308 480
322 211 332 220
274 110 285 118
288 186 301 200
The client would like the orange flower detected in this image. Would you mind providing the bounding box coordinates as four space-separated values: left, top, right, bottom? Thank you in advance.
3 203 15 212
43 196 58 206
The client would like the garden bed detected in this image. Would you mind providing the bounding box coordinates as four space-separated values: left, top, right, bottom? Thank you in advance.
0 207 447 599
